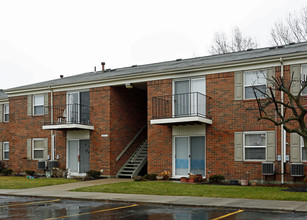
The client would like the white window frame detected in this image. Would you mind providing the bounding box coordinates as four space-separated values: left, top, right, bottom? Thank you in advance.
32 138 44 160
4 103 9 122
3 142 9 160
301 64 307 95
243 69 267 100
300 137 307 162
33 94 44 116
243 131 266 161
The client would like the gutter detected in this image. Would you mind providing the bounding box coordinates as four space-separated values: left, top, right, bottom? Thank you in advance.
5 52 307 97
280 57 285 184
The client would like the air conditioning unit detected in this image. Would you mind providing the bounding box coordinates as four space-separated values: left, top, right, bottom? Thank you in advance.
47 160 58 169
290 163 304 176
37 161 46 170
262 162 275 175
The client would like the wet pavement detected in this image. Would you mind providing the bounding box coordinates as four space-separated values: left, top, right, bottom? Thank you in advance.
1 196 307 220
1 178 307 219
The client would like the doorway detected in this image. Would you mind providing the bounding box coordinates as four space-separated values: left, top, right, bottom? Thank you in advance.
173 136 205 177
67 140 90 174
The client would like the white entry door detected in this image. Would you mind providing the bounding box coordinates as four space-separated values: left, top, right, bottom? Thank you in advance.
67 140 90 174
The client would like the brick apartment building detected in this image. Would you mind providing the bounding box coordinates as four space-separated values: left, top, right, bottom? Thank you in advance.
1 42 307 183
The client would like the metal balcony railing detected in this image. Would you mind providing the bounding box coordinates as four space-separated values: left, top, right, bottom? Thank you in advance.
152 92 211 120
44 104 91 126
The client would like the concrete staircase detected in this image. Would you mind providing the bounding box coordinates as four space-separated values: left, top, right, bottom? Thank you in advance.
116 140 147 178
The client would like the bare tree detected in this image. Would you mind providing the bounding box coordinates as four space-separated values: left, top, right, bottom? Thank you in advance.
271 7 307 45
209 27 257 54
253 73 307 157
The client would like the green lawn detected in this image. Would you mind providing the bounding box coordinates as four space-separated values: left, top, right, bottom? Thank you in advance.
0 176 79 189
73 181 307 201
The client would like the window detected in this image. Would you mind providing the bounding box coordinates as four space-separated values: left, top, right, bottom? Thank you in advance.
33 95 44 115
4 104 9 122
33 139 44 160
301 65 307 95
244 132 266 161
244 70 266 99
3 142 9 160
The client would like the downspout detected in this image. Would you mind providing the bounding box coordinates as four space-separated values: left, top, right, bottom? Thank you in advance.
280 57 284 184
49 86 55 161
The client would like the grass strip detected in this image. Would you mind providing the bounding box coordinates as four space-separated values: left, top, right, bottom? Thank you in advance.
0 176 79 189
72 181 307 201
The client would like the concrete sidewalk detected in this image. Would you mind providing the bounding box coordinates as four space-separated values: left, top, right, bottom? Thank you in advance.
0 178 307 213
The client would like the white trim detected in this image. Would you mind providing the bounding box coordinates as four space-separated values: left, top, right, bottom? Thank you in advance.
3 142 9 160
42 124 94 130
243 131 266 162
0 100 9 104
151 116 212 125
32 138 45 160
7 54 307 97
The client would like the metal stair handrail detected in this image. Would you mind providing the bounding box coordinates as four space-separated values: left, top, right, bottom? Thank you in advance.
116 124 146 161
131 140 147 163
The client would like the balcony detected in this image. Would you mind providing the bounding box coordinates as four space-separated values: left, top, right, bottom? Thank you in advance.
42 104 94 130
151 92 212 125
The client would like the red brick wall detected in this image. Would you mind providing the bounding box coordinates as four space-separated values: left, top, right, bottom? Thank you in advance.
89 87 112 175
6 95 51 173
147 80 172 175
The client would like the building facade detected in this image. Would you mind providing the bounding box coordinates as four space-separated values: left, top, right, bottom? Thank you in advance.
1 42 307 183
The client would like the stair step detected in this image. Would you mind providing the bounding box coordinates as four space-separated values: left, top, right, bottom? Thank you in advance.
117 139 148 179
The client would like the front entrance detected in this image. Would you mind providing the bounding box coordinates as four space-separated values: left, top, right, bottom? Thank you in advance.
67 140 90 174
173 136 205 177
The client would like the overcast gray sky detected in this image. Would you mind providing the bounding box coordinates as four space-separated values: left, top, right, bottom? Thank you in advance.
1 0 306 90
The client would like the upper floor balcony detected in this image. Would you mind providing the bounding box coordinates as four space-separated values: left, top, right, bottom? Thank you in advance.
42 104 94 130
150 92 212 125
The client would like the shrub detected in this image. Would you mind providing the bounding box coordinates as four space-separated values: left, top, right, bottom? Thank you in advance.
25 170 35 176
143 174 157 180
209 174 225 184
86 170 101 179
1 168 13 176
304 176 307 185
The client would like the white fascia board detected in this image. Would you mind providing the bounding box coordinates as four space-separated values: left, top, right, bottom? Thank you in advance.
42 124 94 130
0 100 9 104
6 53 307 97
150 117 212 125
